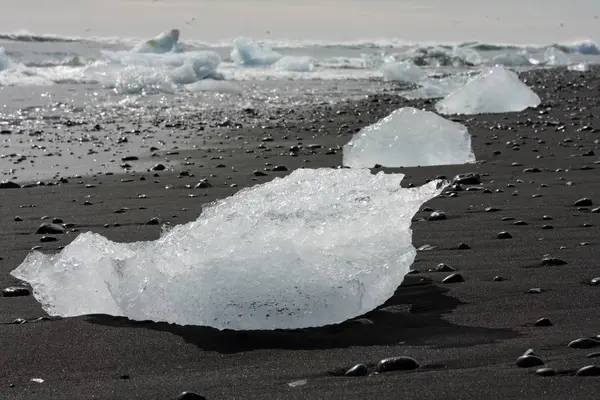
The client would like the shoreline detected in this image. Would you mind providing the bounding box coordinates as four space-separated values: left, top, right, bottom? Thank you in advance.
1 65 600 399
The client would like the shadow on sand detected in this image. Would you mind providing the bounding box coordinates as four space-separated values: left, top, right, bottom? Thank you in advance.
87 276 519 354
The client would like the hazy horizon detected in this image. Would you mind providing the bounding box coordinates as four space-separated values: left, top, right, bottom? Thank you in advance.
1 0 600 44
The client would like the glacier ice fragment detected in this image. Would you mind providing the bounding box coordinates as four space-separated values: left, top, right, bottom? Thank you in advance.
11 168 445 330
435 66 541 115
343 107 475 168
380 61 426 83
231 37 282 66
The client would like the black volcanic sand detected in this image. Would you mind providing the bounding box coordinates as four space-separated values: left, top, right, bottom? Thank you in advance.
2 67 600 399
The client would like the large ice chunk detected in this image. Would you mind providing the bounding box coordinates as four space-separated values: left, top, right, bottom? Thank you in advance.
435 66 541 115
134 29 182 54
274 56 314 72
0 47 12 71
544 47 570 66
343 107 475 168
380 61 427 83
401 74 472 100
231 37 282 66
11 168 445 330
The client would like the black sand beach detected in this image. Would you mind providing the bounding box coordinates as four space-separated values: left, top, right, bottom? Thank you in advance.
1 67 600 399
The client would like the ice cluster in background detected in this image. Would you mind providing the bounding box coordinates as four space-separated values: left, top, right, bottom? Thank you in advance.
435 66 541 115
380 61 427 83
231 37 282 66
11 168 446 330
133 29 183 54
0 47 12 71
343 107 475 168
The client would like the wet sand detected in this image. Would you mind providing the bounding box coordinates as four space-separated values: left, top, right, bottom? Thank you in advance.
1 67 600 399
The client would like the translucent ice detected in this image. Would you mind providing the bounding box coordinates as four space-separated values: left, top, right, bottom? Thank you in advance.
231 37 282 66
0 47 12 71
401 74 471 100
343 107 475 168
544 47 570 66
11 168 445 330
134 29 182 54
568 62 589 72
435 66 541 115
169 52 222 84
490 52 537 67
274 56 314 72
380 61 426 83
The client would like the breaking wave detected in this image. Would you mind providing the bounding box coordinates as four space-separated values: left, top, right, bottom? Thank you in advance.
1 29 599 55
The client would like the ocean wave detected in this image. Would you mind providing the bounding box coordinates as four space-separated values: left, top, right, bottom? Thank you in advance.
1 29 599 55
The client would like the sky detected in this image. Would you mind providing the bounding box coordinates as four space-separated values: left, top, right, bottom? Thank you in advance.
1 0 599 44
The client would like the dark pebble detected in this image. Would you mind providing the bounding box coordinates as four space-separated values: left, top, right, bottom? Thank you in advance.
442 273 464 283
528 288 543 294
121 156 139 161
436 263 456 272
523 167 541 173
541 256 567 266
542 224 553 230
534 318 552 327
497 231 512 239
2 286 31 297
457 242 470 250
176 392 207 400
345 364 369 377
516 355 544 368
513 221 527 226
535 367 556 377
377 356 419 372
574 198 593 207
427 211 447 221
542 215 553 220
152 164 166 171
569 338 600 349
40 236 58 242
273 165 288 171
36 223 65 234
590 277 600 286
0 181 21 189
493 276 504 282
453 173 481 185
253 170 267 176
501 217 515 221
146 217 163 226
485 207 501 212
14 216 23 222
575 365 600 376
586 352 600 358
195 180 212 189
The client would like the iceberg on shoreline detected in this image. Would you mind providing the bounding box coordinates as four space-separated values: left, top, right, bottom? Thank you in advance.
11 168 446 330
435 66 541 115
343 107 475 168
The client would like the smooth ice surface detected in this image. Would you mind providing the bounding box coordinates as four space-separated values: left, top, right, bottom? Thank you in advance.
274 56 314 72
231 37 282 66
544 47 571 66
11 168 445 330
435 66 541 115
133 29 182 53
343 107 475 168
380 61 426 83
568 62 589 72
401 74 471 100
0 47 12 71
